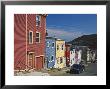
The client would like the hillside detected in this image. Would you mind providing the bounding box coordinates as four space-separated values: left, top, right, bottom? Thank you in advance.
67 34 97 49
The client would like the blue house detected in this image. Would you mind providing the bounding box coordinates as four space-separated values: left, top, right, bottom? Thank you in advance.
45 37 56 68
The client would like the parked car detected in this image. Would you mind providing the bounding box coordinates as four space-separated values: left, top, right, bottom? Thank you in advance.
92 59 97 63
70 64 85 74
80 60 86 65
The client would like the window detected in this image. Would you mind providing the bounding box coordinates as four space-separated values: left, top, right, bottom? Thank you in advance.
57 60 59 64
47 42 49 47
36 15 41 26
46 57 49 63
29 53 33 60
36 32 40 43
67 47 70 51
73 50 75 53
62 44 64 50
49 56 54 62
71 60 72 64
57 45 59 50
52 42 54 48
60 57 63 64
73 58 74 61
29 31 33 44
51 56 54 61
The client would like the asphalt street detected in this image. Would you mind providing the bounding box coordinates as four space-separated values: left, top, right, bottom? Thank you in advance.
14 63 97 76
63 63 97 76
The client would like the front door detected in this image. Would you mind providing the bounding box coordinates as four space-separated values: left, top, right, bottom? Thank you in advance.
36 56 44 70
28 53 34 69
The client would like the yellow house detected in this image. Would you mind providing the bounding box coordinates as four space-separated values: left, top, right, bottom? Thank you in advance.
55 39 66 68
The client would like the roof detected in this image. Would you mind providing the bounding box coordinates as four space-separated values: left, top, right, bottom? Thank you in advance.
46 36 65 41
65 43 72 46
46 36 57 40
56 38 65 41
40 14 48 17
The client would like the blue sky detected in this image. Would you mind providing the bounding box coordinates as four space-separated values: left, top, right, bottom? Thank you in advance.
46 14 97 42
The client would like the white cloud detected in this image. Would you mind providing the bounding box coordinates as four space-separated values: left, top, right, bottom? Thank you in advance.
46 28 85 42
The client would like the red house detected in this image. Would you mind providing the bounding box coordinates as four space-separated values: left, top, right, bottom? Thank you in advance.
14 14 47 71
65 44 71 67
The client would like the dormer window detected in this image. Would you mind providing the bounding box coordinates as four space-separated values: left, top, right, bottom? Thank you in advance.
36 15 41 26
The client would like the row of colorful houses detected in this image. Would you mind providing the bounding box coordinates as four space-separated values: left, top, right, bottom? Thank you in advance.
45 37 97 69
14 14 96 72
45 36 84 69
45 37 66 69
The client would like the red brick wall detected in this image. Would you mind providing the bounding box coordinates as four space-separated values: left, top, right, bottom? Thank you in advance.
14 14 26 70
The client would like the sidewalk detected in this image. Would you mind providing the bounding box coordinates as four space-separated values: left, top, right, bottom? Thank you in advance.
40 67 70 76
15 70 50 76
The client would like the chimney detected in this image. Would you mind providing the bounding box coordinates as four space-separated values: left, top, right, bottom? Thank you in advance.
46 30 48 36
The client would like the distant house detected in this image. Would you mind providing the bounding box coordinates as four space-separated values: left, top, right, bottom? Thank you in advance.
87 49 97 63
87 48 91 62
70 47 82 66
45 37 66 69
74 46 88 63
75 46 97 63
65 44 71 67
14 14 47 71
70 48 75 66
45 37 56 68
55 39 66 68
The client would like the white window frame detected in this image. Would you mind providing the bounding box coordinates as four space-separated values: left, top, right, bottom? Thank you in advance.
29 30 33 44
47 42 49 47
36 15 41 27
36 32 40 43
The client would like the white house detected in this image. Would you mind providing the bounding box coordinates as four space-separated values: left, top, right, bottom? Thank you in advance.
70 48 82 66
87 49 97 63
70 49 75 66
77 50 82 63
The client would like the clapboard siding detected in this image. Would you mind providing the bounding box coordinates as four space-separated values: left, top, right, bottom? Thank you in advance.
65 44 71 67
14 14 26 70
14 14 46 70
27 14 46 69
